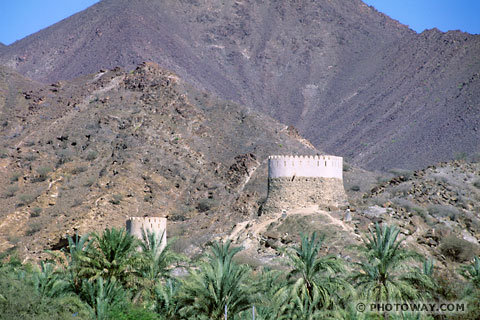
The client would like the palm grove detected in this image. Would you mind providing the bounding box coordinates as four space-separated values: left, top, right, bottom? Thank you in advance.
0 224 479 320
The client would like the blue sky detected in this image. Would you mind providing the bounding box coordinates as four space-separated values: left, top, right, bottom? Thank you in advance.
0 0 479 45
363 0 480 34
0 0 100 45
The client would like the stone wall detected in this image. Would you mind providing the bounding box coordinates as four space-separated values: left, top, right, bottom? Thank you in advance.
263 177 347 212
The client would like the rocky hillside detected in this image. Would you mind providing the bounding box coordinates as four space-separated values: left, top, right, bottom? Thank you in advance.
1 0 478 170
0 63 317 260
0 63 478 274
225 160 480 274
359 161 480 269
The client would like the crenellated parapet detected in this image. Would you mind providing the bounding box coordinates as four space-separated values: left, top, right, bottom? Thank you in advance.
126 217 167 250
268 155 343 179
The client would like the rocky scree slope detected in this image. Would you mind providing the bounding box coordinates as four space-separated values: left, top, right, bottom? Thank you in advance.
359 161 480 269
1 0 479 169
226 160 480 273
0 63 317 261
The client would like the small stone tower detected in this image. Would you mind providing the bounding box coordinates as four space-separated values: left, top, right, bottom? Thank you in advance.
126 217 167 250
263 155 347 212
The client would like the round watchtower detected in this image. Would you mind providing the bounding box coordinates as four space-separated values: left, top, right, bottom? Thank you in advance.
126 217 167 250
263 155 347 212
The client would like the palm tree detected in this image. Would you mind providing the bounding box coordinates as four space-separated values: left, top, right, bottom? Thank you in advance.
459 256 480 318
460 256 480 289
408 259 436 300
47 233 92 294
241 268 290 320
136 229 184 303
0 256 90 320
281 232 352 318
80 228 141 288
153 278 181 319
57 233 92 292
177 240 254 319
32 261 71 299
80 276 127 320
350 223 428 303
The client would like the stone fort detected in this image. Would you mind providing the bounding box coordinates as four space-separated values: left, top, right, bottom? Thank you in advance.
126 217 167 250
263 155 347 212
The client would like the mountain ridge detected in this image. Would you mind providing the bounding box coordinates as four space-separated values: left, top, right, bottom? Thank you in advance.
0 0 479 170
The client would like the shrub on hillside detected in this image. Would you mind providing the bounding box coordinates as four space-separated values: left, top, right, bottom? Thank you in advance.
440 235 476 262
350 185 360 192
110 194 123 205
427 204 460 221
4 186 18 198
26 222 42 236
10 172 22 182
35 166 52 182
196 199 216 212
17 193 36 206
388 168 413 179
473 179 480 189
30 207 42 217
71 166 87 175
86 151 98 161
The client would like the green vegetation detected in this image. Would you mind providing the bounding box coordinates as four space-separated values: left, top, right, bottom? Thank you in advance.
30 207 42 217
177 240 253 319
35 166 53 182
17 193 36 206
71 166 88 175
350 224 431 302
0 225 478 319
388 168 413 179
10 172 22 182
473 179 480 189
350 185 360 192
196 198 216 212
440 235 475 262
110 194 123 205
86 151 98 161
4 185 18 198
26 222 42 236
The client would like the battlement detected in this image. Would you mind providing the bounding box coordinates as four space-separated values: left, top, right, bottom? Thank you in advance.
126 217 167 250
268 155 343 180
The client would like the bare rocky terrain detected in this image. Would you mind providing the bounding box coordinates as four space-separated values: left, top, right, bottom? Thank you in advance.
0 62 477 278
224 160 480 275
0 0 478 169
0 62 317 260
0 0 478 282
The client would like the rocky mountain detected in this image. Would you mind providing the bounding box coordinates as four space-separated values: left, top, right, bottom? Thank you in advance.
228 159 480 274
0 63 478 275
0 63 317 260
359 161 480 269
1 0 478 170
